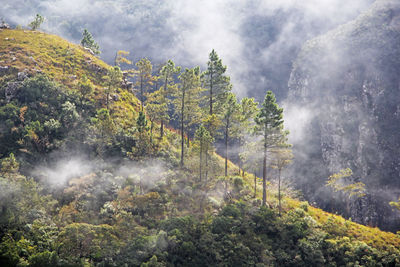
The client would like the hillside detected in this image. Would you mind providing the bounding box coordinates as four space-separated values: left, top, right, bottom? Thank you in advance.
0 28 400 266
286 0 400 231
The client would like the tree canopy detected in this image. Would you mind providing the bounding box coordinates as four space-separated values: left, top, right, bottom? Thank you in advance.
80 28 100 55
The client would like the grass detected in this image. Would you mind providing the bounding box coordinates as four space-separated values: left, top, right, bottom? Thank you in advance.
0 29 109 89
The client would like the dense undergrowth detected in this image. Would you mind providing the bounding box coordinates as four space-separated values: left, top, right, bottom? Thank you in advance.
0 29 399 266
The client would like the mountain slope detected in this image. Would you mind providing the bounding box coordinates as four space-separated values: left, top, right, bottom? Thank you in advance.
0 28 399 266
0 29 108 86
286 0 400 230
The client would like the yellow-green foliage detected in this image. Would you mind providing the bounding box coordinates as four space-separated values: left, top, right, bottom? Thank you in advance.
0 29 142 127
0 29 108 90
390 197 400 211
2 28 399 256
327 168 366 198
289 200 400 251
238 171 400 252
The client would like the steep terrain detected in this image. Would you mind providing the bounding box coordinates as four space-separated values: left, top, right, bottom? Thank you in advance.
287 0 400 230
0 28 400 266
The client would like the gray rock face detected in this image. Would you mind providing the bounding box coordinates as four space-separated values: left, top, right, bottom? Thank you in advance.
5 81 22 102
286 0 400 230
17 71 28 81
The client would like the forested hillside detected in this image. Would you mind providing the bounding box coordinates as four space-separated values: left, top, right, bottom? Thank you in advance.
0 26 400 266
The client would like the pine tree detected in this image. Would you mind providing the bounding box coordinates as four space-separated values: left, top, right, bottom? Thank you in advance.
114 50 136 90
114 50 132 66
88 108 116 157
158 60 181 138
102 66 123 110
255 91 284 206
270 146 293 216
237 97 259 175
28 14 44 30
220 92 240 176
135 58 155 111
80 29 100 55
77 75 94 106
203 49 231 116
174 67 202 167
145 88 170 144
133 111 151 157
136 111 148 133
202 114 220 180
326 168 366 215
195 125 213 181
240 141 263 197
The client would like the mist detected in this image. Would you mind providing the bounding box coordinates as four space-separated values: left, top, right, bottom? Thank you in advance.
31 154 168 190
0 0 374 100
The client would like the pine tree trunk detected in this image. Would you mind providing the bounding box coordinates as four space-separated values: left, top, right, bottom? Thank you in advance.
210 71 213 115
199 140 202 182
160 120 164 138
140 76 144 111
278 169 281 216
205 150 208 181
254 173 257 198
150 121 153 145
238 139 242 175
225 122 228 176
180 90 185 167
161 75 168 139
262 140 267 206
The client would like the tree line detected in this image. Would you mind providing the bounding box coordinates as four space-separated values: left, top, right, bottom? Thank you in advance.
95 47 293 208
14 18 294 209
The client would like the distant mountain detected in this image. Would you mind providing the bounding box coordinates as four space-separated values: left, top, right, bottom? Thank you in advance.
286 0 400 230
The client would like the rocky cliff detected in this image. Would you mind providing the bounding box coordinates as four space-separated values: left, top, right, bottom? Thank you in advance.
286 0 400 230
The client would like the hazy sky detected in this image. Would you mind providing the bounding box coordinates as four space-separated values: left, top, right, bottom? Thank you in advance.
1 0 374 99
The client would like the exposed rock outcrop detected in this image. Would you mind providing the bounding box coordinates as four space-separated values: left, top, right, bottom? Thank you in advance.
286 0 400 230
5 81 22 102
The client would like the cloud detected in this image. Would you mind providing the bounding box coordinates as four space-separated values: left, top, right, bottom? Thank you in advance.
30 153 168 192
32 156 96 186
283 102 316 145
0 0 374 100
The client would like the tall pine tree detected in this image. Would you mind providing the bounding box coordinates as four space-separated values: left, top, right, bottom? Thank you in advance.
203 49 231 116
158 60 181 137
255 91 284 206
135 58 155 111
195 124 213 181
102 66 122 110
236 97 259 175
174 67 202 167
220 92 240 176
